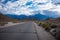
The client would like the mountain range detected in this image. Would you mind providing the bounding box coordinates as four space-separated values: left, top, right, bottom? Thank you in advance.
4 13 48 20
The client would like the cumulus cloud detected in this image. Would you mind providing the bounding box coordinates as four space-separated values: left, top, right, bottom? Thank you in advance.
52 0 60 4
0 0 60 17
0 0 34 15
48 5 60 13
34 0 48 3
37 2 54 10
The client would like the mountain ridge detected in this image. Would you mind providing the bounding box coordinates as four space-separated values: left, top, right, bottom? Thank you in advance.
4 13 48 20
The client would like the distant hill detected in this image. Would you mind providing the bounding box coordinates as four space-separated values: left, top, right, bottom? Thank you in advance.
43 18 60 25
46 18 60 22
45 17 60 21
0 14 11 22
0 14 19 22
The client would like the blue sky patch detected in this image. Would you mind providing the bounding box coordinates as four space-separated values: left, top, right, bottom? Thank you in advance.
26 1 33 6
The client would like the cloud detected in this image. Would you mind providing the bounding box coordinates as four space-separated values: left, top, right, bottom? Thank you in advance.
0 0 60 18
43 10 60 18
52 0 60 4
37 2 54 10
0 5 2 10
48 5 60 13
34 0 48 3
1 1 34 15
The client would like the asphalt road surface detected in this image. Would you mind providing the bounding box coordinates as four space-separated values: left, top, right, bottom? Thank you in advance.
0 21 38 40
0 21 56 40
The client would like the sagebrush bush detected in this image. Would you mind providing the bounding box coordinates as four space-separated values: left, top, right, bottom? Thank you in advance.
42 24 49 30
38 22 50 30
38 22 42 26
0 22 7 26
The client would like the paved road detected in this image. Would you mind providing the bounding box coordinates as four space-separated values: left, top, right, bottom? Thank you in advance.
0 21 56 40
0 21 38 40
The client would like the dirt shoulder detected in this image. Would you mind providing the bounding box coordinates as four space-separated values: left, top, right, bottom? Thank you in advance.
0 22 24 28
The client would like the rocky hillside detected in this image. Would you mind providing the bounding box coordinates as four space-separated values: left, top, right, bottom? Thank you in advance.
0 14 20 23
0 14 11 22
0 14 17 22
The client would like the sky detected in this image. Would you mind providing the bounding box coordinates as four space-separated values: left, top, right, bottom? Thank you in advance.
0 0 60 18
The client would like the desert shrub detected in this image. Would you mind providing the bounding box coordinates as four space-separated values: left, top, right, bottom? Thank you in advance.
38 22 42 26
0 22 7 26
38 22 50 30
11 20 18 23
42 23 50 30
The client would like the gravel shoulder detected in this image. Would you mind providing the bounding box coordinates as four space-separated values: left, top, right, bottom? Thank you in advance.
34 22 56 40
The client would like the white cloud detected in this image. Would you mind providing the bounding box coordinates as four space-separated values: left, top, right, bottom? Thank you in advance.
19 7 34 15
47 5 60 16
34 0 60 16
18 0 34 5
37 2 54 10
34 0 48 3
0 0 60 17
0 5 2 10
32 1 55 15
1 1 34 15
49 5 60 12
52 0 60 4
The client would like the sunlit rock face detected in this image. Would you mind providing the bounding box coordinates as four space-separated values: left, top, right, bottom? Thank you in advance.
0 0 60 20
